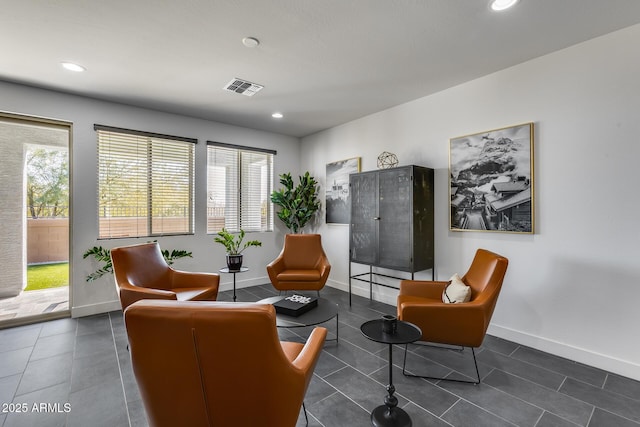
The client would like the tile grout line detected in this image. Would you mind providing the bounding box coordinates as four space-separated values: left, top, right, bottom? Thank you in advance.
109 312 133 427
64 317 79 426
10 325 41 407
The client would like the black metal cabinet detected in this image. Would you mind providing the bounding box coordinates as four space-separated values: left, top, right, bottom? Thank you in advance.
349 165 434 303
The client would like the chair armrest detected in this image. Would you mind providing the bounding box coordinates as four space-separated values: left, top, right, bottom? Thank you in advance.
170 269 220 289
119 283 177 310
291 327 327 377
399 280 448 299
266 255 286 281
316 256 331 282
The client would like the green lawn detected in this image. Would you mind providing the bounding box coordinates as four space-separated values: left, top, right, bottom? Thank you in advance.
26 262 69 291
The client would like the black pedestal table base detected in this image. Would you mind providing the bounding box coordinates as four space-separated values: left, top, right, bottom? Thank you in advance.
361 319 422 427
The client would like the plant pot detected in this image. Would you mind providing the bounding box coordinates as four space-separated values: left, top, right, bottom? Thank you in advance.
226 254 243 271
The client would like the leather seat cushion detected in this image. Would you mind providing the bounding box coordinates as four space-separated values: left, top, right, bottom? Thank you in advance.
277 269 321 281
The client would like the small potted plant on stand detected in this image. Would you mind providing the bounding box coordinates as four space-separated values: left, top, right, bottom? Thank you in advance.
214 228 262 271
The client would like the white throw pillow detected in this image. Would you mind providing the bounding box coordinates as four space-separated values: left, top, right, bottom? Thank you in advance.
442 273 471 303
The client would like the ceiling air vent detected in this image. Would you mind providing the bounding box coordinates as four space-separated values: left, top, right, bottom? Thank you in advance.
223 78 263 96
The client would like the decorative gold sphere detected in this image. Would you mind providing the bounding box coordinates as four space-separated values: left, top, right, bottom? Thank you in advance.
377 151 398 169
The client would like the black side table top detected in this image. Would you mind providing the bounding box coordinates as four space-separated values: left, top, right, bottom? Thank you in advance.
219 266 249 274
360 319 422 345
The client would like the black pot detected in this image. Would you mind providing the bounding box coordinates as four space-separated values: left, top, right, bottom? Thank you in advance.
226 254 243 271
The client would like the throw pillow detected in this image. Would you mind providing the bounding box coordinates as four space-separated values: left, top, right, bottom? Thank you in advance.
442 273 471 303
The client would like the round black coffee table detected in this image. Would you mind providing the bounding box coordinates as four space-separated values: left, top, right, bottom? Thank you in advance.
258 296 339 342
361 319 422 427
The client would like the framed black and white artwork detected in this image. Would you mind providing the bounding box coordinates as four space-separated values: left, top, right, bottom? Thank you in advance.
450 123 534 233
326 157 360 224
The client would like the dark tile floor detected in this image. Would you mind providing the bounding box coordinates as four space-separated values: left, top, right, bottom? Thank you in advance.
1 284 639 427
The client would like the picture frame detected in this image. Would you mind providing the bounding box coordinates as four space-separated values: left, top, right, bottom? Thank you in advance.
449 123 534 233
326 157 361 224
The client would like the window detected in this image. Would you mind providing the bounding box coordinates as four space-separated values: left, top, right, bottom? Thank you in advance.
207 142 275 233
95 125 195 239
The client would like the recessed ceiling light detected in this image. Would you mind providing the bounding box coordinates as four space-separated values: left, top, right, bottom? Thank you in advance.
271 112 283 119
490 0 519 11
61 62 86 72
242 37 260 48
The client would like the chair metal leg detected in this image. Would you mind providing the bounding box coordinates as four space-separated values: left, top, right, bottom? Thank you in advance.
303 401 309 426
402 343 481 384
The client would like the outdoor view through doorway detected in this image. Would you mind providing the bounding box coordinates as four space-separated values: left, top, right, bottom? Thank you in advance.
0 115 71 327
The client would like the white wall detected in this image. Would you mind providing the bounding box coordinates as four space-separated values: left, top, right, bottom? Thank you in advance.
0 81 300 317
302 24 640 380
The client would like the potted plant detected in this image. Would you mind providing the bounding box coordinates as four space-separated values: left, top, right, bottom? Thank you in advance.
214 228 262 271
270 171 321 233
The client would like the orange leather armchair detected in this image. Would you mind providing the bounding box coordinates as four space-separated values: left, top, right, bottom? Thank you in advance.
267 234 331 293
124 300 327 427
111 242 219 311
397 248 508 383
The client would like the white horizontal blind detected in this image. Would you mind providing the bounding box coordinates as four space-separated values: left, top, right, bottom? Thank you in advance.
207 146 239 232
207 143 274 233
240 150 273 231
97 127 195 238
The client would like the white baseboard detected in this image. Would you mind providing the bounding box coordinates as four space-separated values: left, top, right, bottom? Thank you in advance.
327 279 398 306
218 275 269 294
488 324 640 382
71 300 121 318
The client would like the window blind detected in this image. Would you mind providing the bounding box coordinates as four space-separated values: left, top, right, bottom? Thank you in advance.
96 126 195 238
207 142 274 233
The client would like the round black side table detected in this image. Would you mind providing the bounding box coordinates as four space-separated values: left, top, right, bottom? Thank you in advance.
219 266 249 302
361 319 422 427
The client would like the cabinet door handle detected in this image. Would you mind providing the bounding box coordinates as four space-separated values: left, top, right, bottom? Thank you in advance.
373 217 381 220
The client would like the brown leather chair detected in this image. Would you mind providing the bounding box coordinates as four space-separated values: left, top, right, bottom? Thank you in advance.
267 234 331 294
111 242 219 311
124 300 327 427
397 248 508 384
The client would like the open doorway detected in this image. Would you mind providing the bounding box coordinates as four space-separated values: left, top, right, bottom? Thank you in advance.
0 113 72 328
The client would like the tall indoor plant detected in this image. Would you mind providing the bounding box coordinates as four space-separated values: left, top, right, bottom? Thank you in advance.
270 172 321 233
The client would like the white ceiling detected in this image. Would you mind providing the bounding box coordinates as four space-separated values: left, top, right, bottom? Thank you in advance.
3 1 640 138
